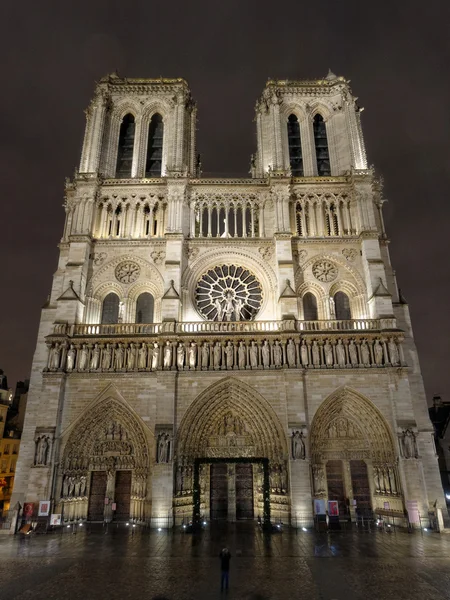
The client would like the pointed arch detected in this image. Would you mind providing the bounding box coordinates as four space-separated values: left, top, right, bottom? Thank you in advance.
176 377 287 461
310 387 396 464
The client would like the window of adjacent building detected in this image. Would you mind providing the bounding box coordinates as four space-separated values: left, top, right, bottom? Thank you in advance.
101 293 120 324
1 460 6 473
3 445 9 455
12 445 17 455
313 114 331 176
287 115 303 176
334 291 351 320
115 113 135 178
303 292 318 320
135 293 154 324
145 114 163 177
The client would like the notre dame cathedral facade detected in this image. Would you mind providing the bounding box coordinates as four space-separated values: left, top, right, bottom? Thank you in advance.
12 72 446 528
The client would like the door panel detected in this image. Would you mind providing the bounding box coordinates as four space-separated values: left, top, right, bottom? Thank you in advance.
236 463 254 520
210 464 228 520
88 471 107 521
326 460 347 516
114 470 132 521
350 460 372 515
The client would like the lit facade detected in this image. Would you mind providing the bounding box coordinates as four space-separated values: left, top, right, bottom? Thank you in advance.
12 72 446 527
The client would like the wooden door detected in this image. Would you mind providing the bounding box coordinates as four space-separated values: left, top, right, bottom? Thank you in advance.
236 463 254 520
210 464 228 520
114 471 132 521
88 471 107 521
326 460 347 516
350 460 372 516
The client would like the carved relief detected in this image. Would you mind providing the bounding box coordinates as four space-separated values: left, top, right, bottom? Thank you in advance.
92 252 107 266
312 260 338 282
115 261 141 284
342 248 357 262
34 432 53 467
150 251 166 265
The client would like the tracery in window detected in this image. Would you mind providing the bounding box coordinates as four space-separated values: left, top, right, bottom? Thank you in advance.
313 114 330 176
116 114 135 178
287 114 303 176
145 114 163 177
195 265 263 321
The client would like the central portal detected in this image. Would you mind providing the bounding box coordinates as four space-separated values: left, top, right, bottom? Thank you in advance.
209 462 254 521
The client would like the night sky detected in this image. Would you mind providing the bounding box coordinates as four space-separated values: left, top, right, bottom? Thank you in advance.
1 1 449 402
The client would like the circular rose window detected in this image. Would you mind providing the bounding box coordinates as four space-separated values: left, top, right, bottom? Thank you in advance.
195 265 263 321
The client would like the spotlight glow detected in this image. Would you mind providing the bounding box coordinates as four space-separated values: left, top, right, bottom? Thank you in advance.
302 527 307 532
158 527 162 532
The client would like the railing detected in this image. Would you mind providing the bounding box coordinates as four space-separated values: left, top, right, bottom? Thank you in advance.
53 318 397 338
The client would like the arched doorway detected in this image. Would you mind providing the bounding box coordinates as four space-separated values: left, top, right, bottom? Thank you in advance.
310 388 400 521
175 378 288 525
59 396 151 523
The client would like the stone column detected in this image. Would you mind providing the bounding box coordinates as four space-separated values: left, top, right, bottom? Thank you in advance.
227 464 236 522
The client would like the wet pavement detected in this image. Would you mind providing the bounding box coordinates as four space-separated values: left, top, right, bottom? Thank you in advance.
0 523 450 599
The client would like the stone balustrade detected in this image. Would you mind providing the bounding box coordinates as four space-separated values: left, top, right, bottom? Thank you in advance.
52 317 397 338
45 328 406 374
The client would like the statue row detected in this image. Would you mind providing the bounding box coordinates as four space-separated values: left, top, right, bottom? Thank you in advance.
61 474 88 499
46 335 404 373
374 465 399 495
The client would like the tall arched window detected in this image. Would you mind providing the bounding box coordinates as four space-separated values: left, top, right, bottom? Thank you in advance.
145 114 163 177
287 115 303 176
334 291 351 320
303 292 318 320
115 114 135 178
101 293 120 324
313 114 330 176
135 292 154 323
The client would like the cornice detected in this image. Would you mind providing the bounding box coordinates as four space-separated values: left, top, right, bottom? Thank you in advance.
93 238 166 248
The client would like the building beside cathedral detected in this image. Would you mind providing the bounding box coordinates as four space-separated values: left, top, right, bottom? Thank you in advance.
11 72 447 528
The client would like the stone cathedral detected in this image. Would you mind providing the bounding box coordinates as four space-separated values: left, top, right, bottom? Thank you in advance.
12 72 446 528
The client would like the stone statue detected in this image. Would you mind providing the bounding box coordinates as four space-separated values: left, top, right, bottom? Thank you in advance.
63 476 70 497
90 344 100 370
312 465 325 495
324 340 333 366
50 343 61 370
388 467 397 494
214 342 221 368
349 340 358 366
262 340 270 367
66 344 76 371
336 339 346 367
312 341 320 366
177 343 185 369
163 341 172 369
80 475 87 497
176 465 184 494
157 433 170 463
224 291 235 321
329 295 336 318
292 430 306 460
151 342 159 370
127 343 136 369
238 341 246 368
102 343 112 369
74 477 81 497
388 337 399 365
300 340 308 366
374 340 383 365
373 467 381 493
287 340 296 367
188 342 197 369
201 342 209 368
138 343 147 369
114 344 124 370
361 339 370 365
78 344 88 371
225 341 234 368
249 342 258 367
273 341 282 367
234 298 243 321
402 429 417 459
214 298 224 321
118 301 125 323
36 436 49 465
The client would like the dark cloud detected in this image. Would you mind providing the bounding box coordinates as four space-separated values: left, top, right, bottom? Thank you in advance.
1 0 449 401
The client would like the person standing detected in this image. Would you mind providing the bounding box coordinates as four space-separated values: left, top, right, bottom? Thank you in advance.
219 547 231 592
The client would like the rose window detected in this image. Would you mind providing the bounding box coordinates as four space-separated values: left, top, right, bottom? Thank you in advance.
312 260 338 282
195 265 263 321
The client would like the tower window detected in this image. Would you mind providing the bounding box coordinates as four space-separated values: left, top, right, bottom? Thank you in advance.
287 115 303 176
136 292 154 323
115 114 135 178
101 293 120 324
334 291 351 320
303 292 318 320
146 114 163 177
313 114 330 176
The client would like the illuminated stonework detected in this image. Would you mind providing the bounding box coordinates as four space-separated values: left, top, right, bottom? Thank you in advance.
195 265 263 321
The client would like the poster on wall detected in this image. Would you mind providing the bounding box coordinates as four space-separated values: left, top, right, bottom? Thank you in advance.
38 501 50 517
50 514 61 526
328 501 339 516
314 499 326 515
406 500 420 524
23 502 35 519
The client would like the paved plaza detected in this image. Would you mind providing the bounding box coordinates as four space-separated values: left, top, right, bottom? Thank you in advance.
0 524 450 599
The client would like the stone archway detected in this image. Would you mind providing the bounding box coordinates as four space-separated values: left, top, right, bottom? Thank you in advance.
310 387 400 518
59 395 151 522
175 378 289 524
